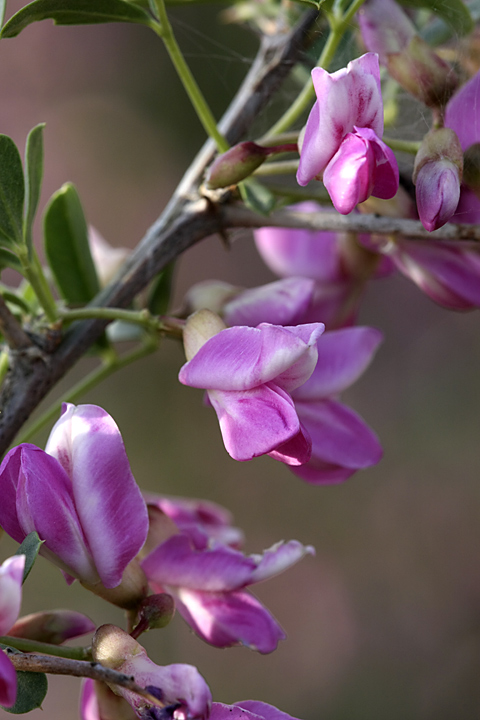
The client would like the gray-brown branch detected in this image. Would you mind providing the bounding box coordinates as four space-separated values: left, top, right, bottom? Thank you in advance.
8 652 164 706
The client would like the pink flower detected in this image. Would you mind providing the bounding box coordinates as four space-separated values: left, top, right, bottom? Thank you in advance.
142 535 314 653
179 314 324 465
0 554 25 708
297 54 398 213
0 405 148 605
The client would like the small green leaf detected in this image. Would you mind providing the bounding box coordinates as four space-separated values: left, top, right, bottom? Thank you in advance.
0 135 25 246
24 124 45 257
239 178 276 216
399 0 473 37
15 532 43 583
148 261 175 315
0 648 48 715
0 249 23 273
44 183 100 305
1 0 153 37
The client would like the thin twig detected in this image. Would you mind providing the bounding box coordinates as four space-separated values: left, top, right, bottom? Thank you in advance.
221 205 480 247
7 653 163 706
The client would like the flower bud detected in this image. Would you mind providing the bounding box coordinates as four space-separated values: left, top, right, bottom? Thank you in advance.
9 610 95 644
206 142 269 189
183 309 226 361
358 0 457 107
132 594 175 636
413 128 463 231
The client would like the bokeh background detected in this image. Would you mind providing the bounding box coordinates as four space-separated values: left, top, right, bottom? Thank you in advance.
1 3 480 719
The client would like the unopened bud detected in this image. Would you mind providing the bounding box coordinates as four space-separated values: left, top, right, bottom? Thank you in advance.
92 624 139 671
413 129 463 230
183 309 226 361
131 594 175 638
9 610 95 644
206 142 269 189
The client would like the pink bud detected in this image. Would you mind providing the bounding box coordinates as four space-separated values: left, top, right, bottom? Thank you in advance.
206 142 269 189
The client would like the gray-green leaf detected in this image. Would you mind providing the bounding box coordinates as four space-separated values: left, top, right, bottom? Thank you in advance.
0 135 25 246
1 0 153 38
24 124 45 257
44 183 100 305
15 532 43 583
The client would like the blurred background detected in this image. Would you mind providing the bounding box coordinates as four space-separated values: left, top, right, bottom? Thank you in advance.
1 2 480 719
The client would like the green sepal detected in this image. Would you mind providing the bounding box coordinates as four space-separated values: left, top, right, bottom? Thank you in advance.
398 0 473 37
1 0 153 38
14 532 43 583
0 135 25 247
24 124 45 258
43 182 100 305
0 646 48 715
148 261 175 316
239 178 276 216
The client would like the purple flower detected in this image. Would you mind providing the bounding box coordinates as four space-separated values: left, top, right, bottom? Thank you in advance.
179 313 324 465
142 535 314 653
415 159 461 232
92 625 211 720
0 554 25 708
143 493 244 551
297 53 399 213
0 404 148 605
287 327 383 483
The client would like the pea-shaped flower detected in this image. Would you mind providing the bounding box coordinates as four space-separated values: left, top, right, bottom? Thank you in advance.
0 404 148 608
297 53 399 213
179 312 325 465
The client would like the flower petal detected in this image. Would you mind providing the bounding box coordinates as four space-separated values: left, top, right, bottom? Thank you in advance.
208 383 302 461
179 325 318 392
0 555 25 635
292 327 383 400
45 404 148 588
323 132 376 214
295 398 383 476
174 588 286 653
15 445 98 584
267 425 312 466
0 651 17 708
249 541 315 584
223 278 315 328
142 535 256 592
445 69 480 150
235 701 303 720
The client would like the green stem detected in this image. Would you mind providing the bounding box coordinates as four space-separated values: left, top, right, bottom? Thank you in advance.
254 159 299 176
18 247 58 323
0 636 91 660
59 307 159 330
264 0 368 138
383 136 421 154
0 351 9 386
16 338 158 445
149 1 229 152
